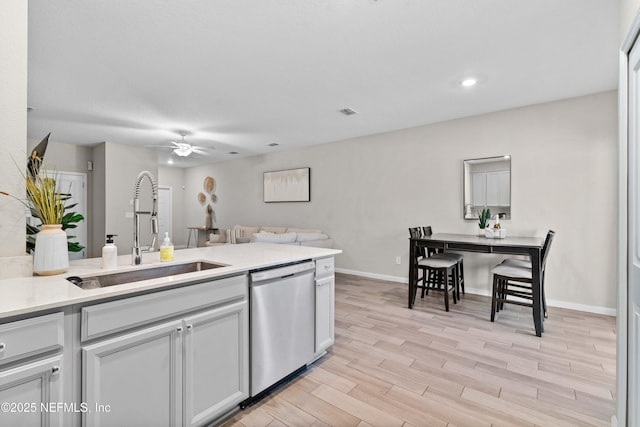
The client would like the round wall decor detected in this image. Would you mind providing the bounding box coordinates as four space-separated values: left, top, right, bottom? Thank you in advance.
204 176 215 193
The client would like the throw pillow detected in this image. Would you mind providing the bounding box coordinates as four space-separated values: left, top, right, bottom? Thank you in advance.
296 232 328 242
253 232 298 244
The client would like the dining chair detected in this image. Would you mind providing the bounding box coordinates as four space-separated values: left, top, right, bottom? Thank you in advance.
422 226 465 299
409 227 458 311
496 230 555 317
490 230 555 326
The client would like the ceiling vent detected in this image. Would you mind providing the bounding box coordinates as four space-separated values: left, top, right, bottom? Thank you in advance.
339 108 358 116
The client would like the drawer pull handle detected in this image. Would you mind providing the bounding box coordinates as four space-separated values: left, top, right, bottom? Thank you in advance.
186 324 193 330
177 326 183 333
51 366 60 376
0 343 5 351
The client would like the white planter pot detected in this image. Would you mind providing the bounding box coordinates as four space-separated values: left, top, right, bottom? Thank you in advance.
33 224 69 276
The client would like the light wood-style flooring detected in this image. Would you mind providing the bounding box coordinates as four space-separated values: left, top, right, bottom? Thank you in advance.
220 273 616 426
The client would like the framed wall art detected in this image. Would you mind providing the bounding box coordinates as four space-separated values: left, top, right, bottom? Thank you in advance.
263 167 310 202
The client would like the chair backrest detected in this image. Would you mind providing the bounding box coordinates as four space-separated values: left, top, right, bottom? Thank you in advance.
408 227 426 258
541 230 555 270
408 227 422 238
421 226 441 256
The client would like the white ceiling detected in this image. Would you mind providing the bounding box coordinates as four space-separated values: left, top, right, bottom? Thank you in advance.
27 0 619 167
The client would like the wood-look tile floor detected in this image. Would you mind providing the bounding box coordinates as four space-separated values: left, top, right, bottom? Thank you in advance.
220 273 616 427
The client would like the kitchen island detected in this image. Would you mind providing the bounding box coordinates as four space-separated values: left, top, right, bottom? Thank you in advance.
0 243 340 427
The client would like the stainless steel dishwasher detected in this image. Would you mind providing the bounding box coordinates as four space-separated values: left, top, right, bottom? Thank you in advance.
249 260 315 397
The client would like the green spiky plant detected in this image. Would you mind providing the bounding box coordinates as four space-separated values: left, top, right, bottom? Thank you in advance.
1 145 85 254
477 208 491 229
23 164 85 254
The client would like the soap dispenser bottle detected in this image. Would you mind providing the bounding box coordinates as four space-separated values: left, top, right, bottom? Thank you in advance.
102 234 118 269
160 232 174 262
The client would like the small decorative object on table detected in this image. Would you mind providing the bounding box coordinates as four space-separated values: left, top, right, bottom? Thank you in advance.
485 213 507 238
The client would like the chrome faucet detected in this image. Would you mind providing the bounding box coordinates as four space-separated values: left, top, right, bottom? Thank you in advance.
132 171 159 265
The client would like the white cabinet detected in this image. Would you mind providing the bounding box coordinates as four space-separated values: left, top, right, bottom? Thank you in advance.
82 321 183 427
486 171 510 206
0 355 64 427
471 172 487 206
183 301 248 427
0 312 66 427
471 170 510 207
314 257 335 357
81 275 249 427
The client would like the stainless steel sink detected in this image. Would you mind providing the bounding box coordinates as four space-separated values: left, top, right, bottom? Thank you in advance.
67 261 226 290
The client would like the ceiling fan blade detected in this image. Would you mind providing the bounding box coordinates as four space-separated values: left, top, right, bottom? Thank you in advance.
191 147 211 155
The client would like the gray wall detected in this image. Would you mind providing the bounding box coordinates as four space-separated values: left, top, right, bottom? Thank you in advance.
184 90 618 312
0 1 28 265
103 142 158 256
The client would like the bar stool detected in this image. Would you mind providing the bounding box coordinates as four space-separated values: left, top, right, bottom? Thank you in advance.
409 227 458 311
422 226 465 299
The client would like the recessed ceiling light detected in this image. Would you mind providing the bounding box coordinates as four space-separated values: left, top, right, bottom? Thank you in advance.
268 143 279 147
339 108 358 116
461 78 477 87
167 159 174 164
229 151 238 155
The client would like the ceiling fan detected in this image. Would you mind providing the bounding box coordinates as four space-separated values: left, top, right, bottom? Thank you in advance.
154 132 213 158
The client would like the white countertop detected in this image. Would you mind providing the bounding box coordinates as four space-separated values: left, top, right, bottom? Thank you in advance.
0 243 341 320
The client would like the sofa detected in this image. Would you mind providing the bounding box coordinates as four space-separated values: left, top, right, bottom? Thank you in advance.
207 225 334 248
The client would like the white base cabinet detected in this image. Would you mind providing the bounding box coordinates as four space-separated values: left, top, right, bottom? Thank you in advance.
315 275 334 354
82 321 183 427
314 257 335 357
0 355 64 427
80 274 249 427
183 301 248 427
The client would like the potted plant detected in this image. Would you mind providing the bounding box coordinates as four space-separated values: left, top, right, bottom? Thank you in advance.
477 208 491 235
1 134 84 274
25 166 71 275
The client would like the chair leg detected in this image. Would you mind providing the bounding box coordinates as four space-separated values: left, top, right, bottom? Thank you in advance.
452 267 458 305
458 260 465 295
542 271 548 318
421 269 427 298
443 269 450 312
491 274 498 322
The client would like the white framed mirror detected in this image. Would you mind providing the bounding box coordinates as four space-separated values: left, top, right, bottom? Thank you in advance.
463 155 511 220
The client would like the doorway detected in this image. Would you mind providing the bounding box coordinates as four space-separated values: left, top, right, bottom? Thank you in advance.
158 186 173 244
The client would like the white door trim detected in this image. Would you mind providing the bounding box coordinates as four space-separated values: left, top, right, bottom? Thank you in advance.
618 12 640 427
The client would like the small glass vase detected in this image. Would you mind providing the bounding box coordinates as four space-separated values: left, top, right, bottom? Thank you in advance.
33 224 69 276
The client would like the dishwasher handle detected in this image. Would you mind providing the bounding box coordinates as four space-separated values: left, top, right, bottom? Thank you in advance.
250 261 315 283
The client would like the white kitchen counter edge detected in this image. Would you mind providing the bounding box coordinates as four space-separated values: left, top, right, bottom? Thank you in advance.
0 243 341 320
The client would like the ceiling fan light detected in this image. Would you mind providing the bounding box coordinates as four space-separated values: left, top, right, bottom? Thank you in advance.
173 142 193 157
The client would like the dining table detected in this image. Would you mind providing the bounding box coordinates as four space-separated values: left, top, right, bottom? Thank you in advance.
408 232 546 337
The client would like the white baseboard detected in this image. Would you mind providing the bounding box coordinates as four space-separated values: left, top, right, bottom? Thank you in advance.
335 268 407 284
335 268 617 317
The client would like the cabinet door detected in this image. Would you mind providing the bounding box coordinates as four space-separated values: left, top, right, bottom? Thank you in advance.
82 320 182 427
486 170 510 206
315 275 335 355
471 172 486 206
0 355 64 427
183 300 248 427
498 170 510 206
